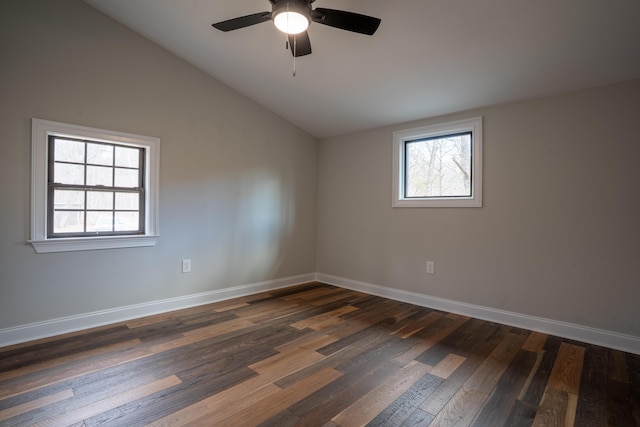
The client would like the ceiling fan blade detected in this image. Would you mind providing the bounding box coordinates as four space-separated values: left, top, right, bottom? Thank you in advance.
312 8 381 35
212 12 271 32
288 31 312 57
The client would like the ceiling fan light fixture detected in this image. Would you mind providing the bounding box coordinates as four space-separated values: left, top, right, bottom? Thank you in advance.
274 10 309 34
272 1 311 35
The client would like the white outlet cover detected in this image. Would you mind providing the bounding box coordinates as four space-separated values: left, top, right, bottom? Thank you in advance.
426 261 435 274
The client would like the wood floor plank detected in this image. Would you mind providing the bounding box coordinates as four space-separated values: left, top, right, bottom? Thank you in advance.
574 344 608 427
546 342 585 395
520 335 563 406
0 324 127 357
566 392 578 427
317 320 400 358
294 361 402 425
394 314 470 365
213 301 251 312
419 325 511 416
275 331 338 353
273 328 400 390
0 338 142 382
281 286 340 302
216 367 343 426
430 353 466 379
249 347 326 378
323 301 408 340
522 332 549 353
628 353 640 427
32 375 181 427
1 282 637 427
309 290 360 306
396 407 435 426
86 367 257 426
291 305 359 330
256 410 301 427
130 392 210 426
147 372 280 426
504 399 539 427
0 348 153 400
0 389 74 421
391 310 442 339
415 318 487 366
332 361 432 427
188 383 282 426
531 388 569 427
427 331 527 426
469 349 537 427
242 303 312 324
182 316 256 339
439 332 526 421
517 348 545 401
286 332 412 422
366 373 444 426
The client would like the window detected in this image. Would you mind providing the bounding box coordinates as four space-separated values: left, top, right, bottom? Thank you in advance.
30 119 159 253
48 137 145 237
392 117 482 207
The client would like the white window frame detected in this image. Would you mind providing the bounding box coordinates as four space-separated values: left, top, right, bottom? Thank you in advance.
392 117 483 208
30 119 160 253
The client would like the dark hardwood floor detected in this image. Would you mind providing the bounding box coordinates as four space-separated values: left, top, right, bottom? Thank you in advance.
0 282 638 426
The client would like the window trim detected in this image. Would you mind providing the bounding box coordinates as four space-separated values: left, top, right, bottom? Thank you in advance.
392 117 483 208
30 119 160 253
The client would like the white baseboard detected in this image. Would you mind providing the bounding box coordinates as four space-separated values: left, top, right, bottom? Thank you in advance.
3 272 639 355
0 273 316 348
316 273 640 355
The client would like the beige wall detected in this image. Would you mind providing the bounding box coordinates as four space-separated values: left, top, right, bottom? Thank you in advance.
316 79 640 337
0 0 318 329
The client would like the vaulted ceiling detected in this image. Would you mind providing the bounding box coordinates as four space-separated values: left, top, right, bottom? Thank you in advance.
84 0 640 138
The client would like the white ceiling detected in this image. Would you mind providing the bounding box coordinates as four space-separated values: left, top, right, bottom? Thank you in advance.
83 0 640 139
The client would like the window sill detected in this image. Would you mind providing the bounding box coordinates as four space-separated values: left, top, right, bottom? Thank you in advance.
393 197 482 208
29 235 159 253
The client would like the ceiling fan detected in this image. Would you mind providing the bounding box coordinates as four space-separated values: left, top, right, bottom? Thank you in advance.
212 0 381 57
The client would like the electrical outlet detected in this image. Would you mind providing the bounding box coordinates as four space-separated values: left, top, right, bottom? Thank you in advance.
182 259 192 273
426 261 435 274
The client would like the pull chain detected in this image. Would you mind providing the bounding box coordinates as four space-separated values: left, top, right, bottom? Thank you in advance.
282 3 296 77
285 35 297 76
293 35 297 76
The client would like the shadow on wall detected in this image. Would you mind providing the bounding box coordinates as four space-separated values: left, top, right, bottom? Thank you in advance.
183 168 297 289
232 169 296 282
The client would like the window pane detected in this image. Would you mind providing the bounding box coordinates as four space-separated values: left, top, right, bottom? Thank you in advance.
54 189 85 210
87 212 113 232
114 168 139 188
115 146 139 168
87 191 113 210
115 212 139 231
86 165 113 186
405 133 472 198
53 211 84 233
54 138 84 163
115 192 139 210
87 143 113 166
54 163 85 185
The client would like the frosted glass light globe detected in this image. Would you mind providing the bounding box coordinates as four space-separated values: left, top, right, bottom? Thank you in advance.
274 11 309 34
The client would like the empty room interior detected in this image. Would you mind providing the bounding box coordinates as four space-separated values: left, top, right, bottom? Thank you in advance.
1 0 639 426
